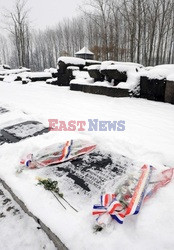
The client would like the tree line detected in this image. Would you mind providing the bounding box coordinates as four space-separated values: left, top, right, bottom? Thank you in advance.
0 0 174 71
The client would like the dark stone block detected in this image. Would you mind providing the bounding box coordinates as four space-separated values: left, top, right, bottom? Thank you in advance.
58 60 84 75
70 83 130 98
76 54 93 60
107 87 130 97
46 79 59 85
140 76 166 102
57 68 75 86
2 65 11 70
100 69 112 82
88 69 104 82
85 60 101 67
0 121 49 144
29 76 52 82
51 72 58 78
81 67 88 71
0 133 8 145
14 76 22 81
165 80 174 104
70 83 82 91
51 150 130 193
22 79 30 84
101 69 127 85
107 69 127 82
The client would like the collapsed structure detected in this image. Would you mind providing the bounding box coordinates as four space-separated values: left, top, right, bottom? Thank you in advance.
1 56 174 104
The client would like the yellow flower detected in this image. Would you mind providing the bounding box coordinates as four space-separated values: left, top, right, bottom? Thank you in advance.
35 176 48 182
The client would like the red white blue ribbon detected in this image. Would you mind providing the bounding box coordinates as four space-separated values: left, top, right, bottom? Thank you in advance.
144 168 174 202
20 154 33 167
20 139 96 169
125 165 153 216
93 165 153 225
93 194 125 224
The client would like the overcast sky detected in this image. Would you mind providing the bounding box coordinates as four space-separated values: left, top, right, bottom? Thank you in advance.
0 0 83 31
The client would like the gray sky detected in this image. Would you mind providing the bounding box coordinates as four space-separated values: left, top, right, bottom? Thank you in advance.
0 0 83 31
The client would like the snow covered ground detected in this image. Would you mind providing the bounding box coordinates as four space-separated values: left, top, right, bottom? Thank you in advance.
0 81 174 250
0 182 56 250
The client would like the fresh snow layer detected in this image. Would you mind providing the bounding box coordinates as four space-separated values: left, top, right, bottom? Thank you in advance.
72 70 90 79
70 78 94 85
3 72 52 83
75 46 94 55
0 68 30 76
141 64 174 80
167 74 174 81
67 66 80 70
26 72 52 78
0 183 56 250
88 61 142 74
100 61 143 71
100 61 116 71
58 56 85 65
3 75 20 83
107 63 143 72
88 64 101 70
85 59 101 64
116 70 141 90
107 63 142 90
46 78 57 84
44 68 57 73
0 82 174 250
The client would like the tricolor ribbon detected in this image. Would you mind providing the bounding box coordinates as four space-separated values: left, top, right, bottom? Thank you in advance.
20 154 33 167
93 165 153 225
125 165 153 216
20 140 74 168
92 194 125 224
20 140 96 169
144 168 174 202
59 140 73 161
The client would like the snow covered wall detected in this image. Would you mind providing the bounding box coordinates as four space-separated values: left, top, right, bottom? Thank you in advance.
71 61 144 97
140 64 174 103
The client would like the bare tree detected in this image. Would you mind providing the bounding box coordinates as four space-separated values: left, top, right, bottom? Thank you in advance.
2 0 174 70
4 0 30 67
0 35 10 64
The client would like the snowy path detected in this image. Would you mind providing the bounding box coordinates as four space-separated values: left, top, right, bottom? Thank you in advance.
0 82 174 250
